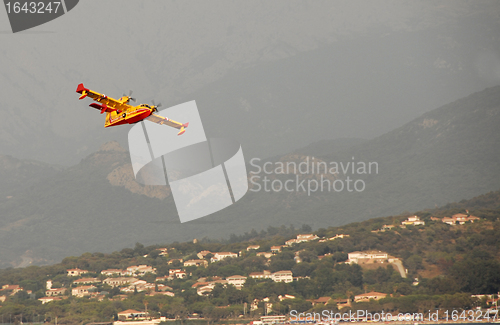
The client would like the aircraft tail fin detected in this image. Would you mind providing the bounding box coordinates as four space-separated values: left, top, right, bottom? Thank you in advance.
76 83 88 99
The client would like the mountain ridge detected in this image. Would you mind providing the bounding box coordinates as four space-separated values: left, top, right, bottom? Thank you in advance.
0 86 498 267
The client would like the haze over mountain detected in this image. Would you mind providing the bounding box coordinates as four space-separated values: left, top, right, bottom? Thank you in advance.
0 1 499 164
0 86 498 268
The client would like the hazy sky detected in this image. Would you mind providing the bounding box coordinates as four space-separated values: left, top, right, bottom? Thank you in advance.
0 0 498 164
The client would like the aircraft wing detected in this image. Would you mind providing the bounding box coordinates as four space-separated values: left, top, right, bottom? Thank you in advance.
76 83 131 112
146 113 189 135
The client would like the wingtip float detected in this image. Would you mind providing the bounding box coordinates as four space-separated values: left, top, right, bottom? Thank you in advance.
75 83 188 135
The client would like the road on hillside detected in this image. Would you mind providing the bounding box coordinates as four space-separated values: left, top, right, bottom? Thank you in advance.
17 256 33 268
391 260 407 278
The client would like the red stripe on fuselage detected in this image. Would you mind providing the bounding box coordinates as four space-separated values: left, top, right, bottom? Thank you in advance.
106 109 151 127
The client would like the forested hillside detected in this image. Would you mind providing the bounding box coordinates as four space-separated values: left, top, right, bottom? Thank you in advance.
0 190 498 324
0 86 499 267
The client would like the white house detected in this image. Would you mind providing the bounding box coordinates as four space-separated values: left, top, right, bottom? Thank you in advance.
211 252 238 263
73 278 101 285
296 234 319 243
103 277 138 287
285 234 319 246
174 271 187 279
278 294 296 301
196 280 228 296
169 268 182 275
354 291 387 302
45 288 67 296
123 265 156 276
226 275 247 289
249 270 272 279
347 251 388 264
184 259 208 267
442 213 480 225
101 269 122 276
271 270 293 283
72 285 96 297
401 216 425 226
117 309 146 321
67 268 89 277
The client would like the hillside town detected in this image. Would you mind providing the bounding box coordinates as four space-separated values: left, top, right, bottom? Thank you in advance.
0 210 498 325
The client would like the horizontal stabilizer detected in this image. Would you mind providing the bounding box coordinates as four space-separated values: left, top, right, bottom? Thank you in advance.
177 122 189 135
76 83 89 99
89 103 117 114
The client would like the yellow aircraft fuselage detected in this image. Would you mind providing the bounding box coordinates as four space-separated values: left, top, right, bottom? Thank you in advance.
76 83 188 135
104 103 154 127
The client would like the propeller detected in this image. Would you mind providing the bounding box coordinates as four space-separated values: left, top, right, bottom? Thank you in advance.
123 90 136 102
151 100 162 112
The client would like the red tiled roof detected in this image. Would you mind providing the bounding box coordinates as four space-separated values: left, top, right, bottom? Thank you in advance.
118 309 143 315
315 297 331 303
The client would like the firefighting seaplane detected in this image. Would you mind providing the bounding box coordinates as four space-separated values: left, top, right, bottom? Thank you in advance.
76 83 189 135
